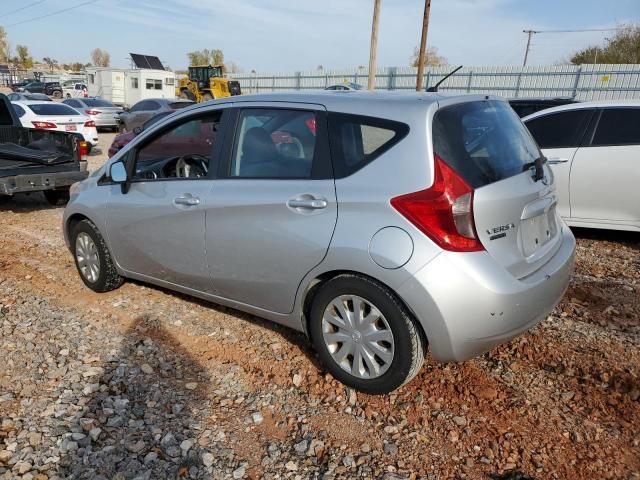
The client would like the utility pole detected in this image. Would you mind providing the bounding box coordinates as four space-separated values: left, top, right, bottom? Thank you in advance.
522 29 537 67
415 0 432 91
368 0 381 90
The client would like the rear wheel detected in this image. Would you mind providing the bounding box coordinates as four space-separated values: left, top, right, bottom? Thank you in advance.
52 90 62 99
180 89 196 101
43 188 70 206
309 274 426 394
71 219 124 292
202 92 214 102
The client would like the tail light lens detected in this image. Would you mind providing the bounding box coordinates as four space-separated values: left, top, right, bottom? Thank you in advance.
85 109 101 115
78 140 89 161
84 120 96 127
32 121 57 129
391 154 483 252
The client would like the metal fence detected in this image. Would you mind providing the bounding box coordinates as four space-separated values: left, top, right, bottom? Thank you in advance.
230 64 640 100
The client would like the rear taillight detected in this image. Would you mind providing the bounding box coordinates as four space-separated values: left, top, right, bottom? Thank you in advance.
78 140 89 161
391 154 483 252
84 120 96 127
85 109 101 115
31 121 57 129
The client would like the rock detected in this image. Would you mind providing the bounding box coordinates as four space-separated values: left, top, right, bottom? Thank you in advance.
143 452 158 464
343 455 355 467
384 442 398 455
161 432 177 447
185 382 198 390
16 461 32 474
452 416 467 427
292 373 303 387
127 440 146 453
202 452 214 468
140 363 153 374
28 432 42 446
294 439 308 455
348 389 357 406
307 439 325 457
476 387 498 400
0 449 13 463
285 460 298 471
448 430 459 442
232 464 246 478
180 439 193 452
89 427 102 441
251 412 264 425
361 443 371 453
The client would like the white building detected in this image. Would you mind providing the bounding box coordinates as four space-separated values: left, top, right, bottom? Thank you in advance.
86 67 176 107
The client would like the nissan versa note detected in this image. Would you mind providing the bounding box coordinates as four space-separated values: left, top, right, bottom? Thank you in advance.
64 92 576 394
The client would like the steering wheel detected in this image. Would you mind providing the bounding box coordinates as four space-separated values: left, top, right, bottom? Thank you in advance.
176 154 208 178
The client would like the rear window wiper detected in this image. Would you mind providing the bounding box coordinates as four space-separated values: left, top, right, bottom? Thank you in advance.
522 156 546 182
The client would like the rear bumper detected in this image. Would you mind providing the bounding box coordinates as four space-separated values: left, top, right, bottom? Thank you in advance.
0 169 88 195
398 226 576 362
94 117 119 128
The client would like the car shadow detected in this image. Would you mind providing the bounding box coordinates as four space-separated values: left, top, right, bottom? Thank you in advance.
125 278 324 373
570 226 639 251
0 192 60 213
55 316 213 479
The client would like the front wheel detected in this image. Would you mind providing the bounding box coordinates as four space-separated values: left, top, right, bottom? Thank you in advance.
71 219 124 292
52 90 62 99
309 274 426 394
43 188 70 206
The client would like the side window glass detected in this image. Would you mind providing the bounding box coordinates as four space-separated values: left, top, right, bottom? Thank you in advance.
592 108 640 146
524 110 591 149
133 113 222 181
147 101 160 111
13 105 25 118
230 109 317 178
328 112 409 177
130 101 145 112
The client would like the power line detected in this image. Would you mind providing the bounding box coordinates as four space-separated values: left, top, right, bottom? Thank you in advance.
0 0 47 19
5 0 99 28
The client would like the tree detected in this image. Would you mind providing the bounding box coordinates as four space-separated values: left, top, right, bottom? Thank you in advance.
571 24 640 64
411 45 448 67
42 57 58 72
0 27 8 63
187 49 225 66
16 44 34 69
90 48 110 67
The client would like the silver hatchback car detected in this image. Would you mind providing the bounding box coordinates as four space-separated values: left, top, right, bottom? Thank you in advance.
64 92 575 394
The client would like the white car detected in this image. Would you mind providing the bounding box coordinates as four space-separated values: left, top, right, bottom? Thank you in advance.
11 101 99 149
63 82 88 99
523 101 640 232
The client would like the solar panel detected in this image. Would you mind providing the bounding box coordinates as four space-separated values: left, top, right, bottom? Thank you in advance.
129 53 164 71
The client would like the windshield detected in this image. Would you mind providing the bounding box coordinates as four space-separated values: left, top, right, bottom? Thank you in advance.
433 100 541 188
83 99 114 107
28 103 82 116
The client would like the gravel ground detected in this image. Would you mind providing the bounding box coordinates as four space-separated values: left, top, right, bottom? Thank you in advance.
0 135 639 479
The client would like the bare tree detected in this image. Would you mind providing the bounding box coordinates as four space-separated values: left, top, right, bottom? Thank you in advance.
42 57 58 72
411 45 448 67
0 27 9 63
571 24 640 64
90 48 111 67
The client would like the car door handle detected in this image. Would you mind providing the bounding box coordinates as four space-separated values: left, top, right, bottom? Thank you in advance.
174 194 200 206
547 157 569 164
287 198 328 209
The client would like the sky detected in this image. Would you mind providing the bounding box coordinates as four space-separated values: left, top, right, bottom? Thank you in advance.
2 0 639 72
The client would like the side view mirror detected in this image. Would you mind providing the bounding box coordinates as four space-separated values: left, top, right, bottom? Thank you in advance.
110 161 128 183
133 126 143 135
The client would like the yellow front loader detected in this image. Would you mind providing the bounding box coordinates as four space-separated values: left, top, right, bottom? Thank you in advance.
176 65 242 102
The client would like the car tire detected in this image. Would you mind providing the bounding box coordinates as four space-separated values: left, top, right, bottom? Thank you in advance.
43 188 70 206
180 89 196 101
52 90 62 99
202 93 214 102
309 274 426 394
71 219 124 293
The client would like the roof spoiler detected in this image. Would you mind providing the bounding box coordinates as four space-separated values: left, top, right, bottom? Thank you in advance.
426 65 463 92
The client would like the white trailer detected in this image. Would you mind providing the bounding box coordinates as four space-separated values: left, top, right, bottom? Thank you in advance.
86 68 176 107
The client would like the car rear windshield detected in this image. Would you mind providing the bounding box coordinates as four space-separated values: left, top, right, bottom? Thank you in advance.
433 100 540 188
83 99 114 107
27 104 81 116
169 101 194 110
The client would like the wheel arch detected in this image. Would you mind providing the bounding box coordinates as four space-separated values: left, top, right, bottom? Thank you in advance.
65 213 97 253
299 269 428 346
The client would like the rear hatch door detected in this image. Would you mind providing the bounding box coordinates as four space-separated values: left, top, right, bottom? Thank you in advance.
433 98 562 278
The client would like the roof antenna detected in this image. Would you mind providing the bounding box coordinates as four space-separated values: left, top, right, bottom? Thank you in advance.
426 65 463 92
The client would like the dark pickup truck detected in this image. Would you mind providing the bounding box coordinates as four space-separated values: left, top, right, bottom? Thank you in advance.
0 93 89 205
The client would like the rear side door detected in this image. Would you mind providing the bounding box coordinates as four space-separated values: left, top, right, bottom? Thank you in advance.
205 104 337 314
570 107 640 225
524 108 593 219
130 100 161 130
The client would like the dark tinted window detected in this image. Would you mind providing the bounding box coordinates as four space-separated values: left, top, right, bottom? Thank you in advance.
525 110 591 149
329 113 409 178
433 100 540 188
27 103 81 116
169 101 194 110
83 98 114 107
11 104 25 119
592 108 640 146
230 109 318 178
